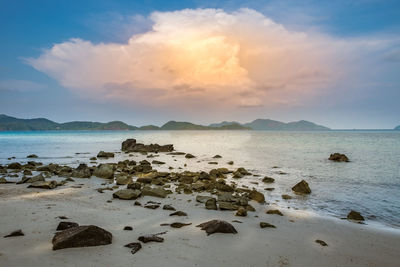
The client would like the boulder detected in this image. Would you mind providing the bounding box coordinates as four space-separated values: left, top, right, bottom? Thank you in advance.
127 182 142 190
121 138 173 153
116 176 132 185
249 190 265 203
93 164 114 179
57 222 79 231
113 189 141 200
235 207 247 217
292 180 311 194
329 153 349 162
218 201 239 210
196 195 214 203
27 154 38 158
141 187 172 198
205 198 218 210
170 222 192 228
28 180 58 189
262 177 275 183
196 220 237 235
71 164 91 178
7 162 22 169
97 151 115 158
347 210 364 221
52 225 112 250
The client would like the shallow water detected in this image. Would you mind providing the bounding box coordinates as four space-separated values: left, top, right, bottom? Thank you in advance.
1 130 399 229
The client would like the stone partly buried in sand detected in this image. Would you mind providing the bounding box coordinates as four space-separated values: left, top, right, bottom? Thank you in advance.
56 222 79 231
292 180 311 194
124 242 142 254
197 220 238 235
138 234 164 243
4 229 24 238
141 186 172 198
170 222 192 228
113 189 141 200
347 210 365 221
52 225 112 250
260 222 276 228
266 209 283 216
28 180 58 189
329 153 349 162
121 138 173 153
315 239 328 246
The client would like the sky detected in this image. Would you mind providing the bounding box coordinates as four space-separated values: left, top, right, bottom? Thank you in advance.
0 0 399 129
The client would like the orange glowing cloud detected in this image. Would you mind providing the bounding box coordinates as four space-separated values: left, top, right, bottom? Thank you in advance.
26 8 390 110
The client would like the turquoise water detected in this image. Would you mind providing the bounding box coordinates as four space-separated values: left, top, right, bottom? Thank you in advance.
1 130 399 229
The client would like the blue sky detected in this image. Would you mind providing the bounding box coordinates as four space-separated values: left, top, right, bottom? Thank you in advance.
0 0 399 128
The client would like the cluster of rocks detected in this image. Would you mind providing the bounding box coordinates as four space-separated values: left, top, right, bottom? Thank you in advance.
122 139 173 153
329 153 349 162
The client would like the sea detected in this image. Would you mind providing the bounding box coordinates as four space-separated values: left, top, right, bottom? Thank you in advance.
0 130 399 229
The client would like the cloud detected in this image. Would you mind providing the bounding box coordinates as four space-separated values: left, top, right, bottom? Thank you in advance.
0 79 45 92
26 8 399 111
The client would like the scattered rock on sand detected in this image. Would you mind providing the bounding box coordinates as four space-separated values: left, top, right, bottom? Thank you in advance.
196 195 213 203
124 242 142 254
196 220 238 235
347 210 365 221
141 187 172 198
113 189 141 200
138 235 164 243
163 204 176 211
4 229 24 238
235 207 247 217
7 162 22 169
292 180 311 194
116 176 132 185
170 222 192 228
170 211 187 216
329 153 349 162
93 164 114 179
71 164 92 178
260 222 276 228
262 176 275 183
266 209 283 216
123 226 133 231
249 190 265 203
315 239 328 246
282 194 293 200
52 225 112 250
28 180 58 189
205 198 218 210
185 153 195 159
56 222 79 231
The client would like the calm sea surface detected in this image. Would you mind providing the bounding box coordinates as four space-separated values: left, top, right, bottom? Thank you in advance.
1 130 399 229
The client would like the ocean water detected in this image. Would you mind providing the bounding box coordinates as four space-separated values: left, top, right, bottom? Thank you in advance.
1 130 399 229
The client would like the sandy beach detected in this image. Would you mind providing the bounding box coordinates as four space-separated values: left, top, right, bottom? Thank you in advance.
1 169 399 267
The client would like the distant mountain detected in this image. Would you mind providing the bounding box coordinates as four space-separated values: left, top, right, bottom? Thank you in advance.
0 114 137 131
243 119 330 131
395 125 400 130
139 125 160 130
209 121 240 127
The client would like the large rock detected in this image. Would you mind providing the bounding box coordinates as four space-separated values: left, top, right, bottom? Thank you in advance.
7 162 22 169
28 180 58 189
347 210 364 221
196 195 214 203
122 139 173 153
97 151 115 158
196 220 237 235
249 190 265 203
141 187 172 198
71 164 92 178
116 176 132 185
205 198 218 210
329 153 349 162
113 189 141 200
52 225 112 250
218 201 239 210
93 164 114 179
292 180 311 194
57 222 79 231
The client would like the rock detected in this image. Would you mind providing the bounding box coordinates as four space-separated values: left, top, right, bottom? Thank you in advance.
196 220 237 235
124 242 142 254
138 235 164 243
249 190 265 203
170 211 187 216
7 162 22 169
134 201 142 206
93 164 114 179
208 162 218 165
124 226 133 231
196 195 213 203
144 204 160 209
260 222 276 228
163 205 176 211
282 194 293 200
266 209 283 216
122 138 173 153
185 153 195 159
56 222 79 231
28 180 58 189
262 176 275 183
315 239 328 246
235 207 247 217
90 157 97 160
113 189 141 200
292 180 311 194
141 187 172 198
4 229 24 238
27 154 38 158
71 164 92 178
213 155 222 158
347 210 364 221
265 187 275 191
97 151 115 158
227 161 234 165
152 160 165 165
116 176 132 185
52 225 112 250
170 222 192 228
127 182 142 190
329 153 349 162
205 198 218 210
23 170 32 175
218 201 239 210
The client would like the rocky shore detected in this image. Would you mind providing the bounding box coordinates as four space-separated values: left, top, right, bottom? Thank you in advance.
0 139 399 267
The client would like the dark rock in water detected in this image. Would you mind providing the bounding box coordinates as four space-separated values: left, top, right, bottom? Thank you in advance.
124 226 133 231
170 222 192 228
93 164 114 179
185 153 195 159
266 209 283 216
249 190 265 203
262 176 275 183
7 162 22 169
138 235 164 243
28 180 58 189
71 164 92 178
97 151 115 158
124 242 142 254
205 198 218 210
329 153 349 162
52 225 112 250
196 220 237 235
57 222 79 231
235 207 247 217
27 154 38 158
113 189 141 200
170 211 187 216
282 194 293 200
260 222 276 228
292 180 311 194
315 239 328 246
347 210 364 221
163 204 176 211
122 138 173 153
4 229 24 238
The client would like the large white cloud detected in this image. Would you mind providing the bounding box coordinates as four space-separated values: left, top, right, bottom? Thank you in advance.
26 8 396 110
